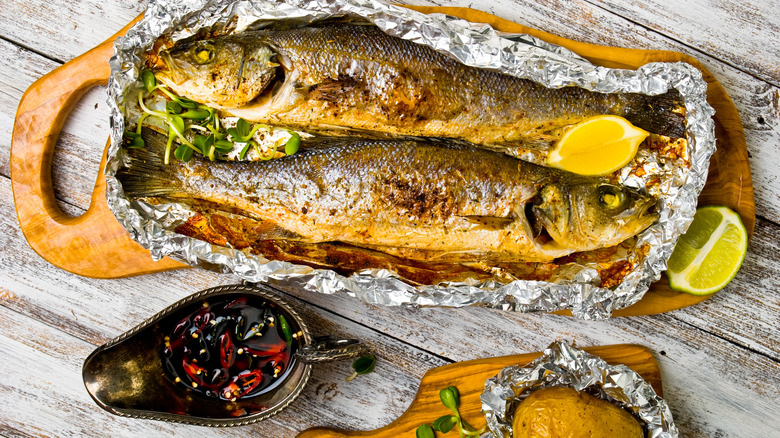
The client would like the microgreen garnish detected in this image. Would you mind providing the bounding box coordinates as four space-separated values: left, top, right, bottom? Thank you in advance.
416 424 435 438
125 69 299 164
141 69 157 92
285 131 301 155
417 386 487 437
345 353 376 381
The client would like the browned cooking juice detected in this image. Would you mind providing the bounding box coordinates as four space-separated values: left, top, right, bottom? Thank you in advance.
161 295 300 401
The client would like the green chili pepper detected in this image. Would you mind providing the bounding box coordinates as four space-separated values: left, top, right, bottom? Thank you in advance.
278 314 293 344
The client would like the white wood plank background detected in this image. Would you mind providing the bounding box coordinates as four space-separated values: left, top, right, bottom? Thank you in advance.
1 0 779 437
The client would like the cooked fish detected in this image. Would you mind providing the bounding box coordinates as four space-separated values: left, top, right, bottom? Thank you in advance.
117 129 658 264
153 22 686 150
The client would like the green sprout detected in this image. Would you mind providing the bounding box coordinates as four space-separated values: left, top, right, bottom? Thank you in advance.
417 386 487 438
126 70 300 164
345 354 376 381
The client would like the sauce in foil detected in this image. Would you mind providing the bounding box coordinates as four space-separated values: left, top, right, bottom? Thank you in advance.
161 295 300 401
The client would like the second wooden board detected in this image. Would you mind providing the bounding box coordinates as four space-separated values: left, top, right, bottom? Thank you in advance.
296 344 662 437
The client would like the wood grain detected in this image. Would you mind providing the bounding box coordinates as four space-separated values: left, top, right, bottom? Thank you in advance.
594 0 780 87
0 1 779 438
10 16 187 278
296 344 661 438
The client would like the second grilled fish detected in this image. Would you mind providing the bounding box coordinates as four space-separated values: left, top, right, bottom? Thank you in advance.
153 22 686 150
117 129 658 264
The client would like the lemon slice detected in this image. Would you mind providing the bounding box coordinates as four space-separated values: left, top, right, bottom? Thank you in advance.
547 115 648 175
666 206 748 295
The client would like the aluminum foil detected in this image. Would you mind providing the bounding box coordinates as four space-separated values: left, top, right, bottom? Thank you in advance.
106 0 716 319
481 341 678 437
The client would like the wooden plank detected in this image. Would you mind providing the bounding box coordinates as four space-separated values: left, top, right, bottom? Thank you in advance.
0 0 144 63
1 1 779 437
276 286 780 437
0 8 748 317
594 0 780 86
398 0 780 86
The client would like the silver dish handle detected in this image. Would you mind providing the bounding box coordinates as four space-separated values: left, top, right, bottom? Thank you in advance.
296 337 369 363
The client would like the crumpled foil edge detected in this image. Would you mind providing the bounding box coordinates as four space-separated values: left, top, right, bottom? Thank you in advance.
105 0 716 319
481 341 678 438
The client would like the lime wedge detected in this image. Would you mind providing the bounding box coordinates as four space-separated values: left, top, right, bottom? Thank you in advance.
666 206 748 295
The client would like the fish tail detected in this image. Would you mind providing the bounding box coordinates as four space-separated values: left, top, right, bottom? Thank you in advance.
115 129 187 198
624 89 686 139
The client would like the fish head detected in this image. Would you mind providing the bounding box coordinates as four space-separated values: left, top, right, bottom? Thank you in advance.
531 182 658 252
156 35 278 108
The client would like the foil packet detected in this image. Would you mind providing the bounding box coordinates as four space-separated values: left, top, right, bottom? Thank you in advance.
481 341 678 437
105 0 716 319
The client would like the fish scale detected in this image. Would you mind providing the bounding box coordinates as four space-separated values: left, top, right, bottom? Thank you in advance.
156 23 686 151
117 130 658 264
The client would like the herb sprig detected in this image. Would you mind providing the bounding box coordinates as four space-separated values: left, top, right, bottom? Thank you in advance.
124 70 300 164
416 386 487 438
346 354 376 381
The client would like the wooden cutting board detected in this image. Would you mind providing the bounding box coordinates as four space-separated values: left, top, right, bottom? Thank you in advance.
296 344 662 437
10 7 754 315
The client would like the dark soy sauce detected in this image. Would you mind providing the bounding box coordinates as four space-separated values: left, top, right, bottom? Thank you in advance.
162 295 300 401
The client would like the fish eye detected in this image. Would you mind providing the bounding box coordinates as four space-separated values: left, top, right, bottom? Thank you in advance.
190 41 216 65
597 185 626 210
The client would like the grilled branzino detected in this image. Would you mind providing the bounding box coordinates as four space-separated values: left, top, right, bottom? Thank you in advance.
117 129 658 264
153 22 686 150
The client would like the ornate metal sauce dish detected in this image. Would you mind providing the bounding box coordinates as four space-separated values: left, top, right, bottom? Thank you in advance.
82 283 367 426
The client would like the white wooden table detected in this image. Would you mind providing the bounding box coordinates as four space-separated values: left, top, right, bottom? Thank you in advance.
1 1 779 437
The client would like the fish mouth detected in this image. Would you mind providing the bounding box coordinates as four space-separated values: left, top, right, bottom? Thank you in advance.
227 61 298 118
633 198 660 231
156 50 182 84
525 201 557 248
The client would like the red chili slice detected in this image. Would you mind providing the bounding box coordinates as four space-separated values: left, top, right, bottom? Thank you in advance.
181 359 207 386
191 307 213 333
219 332 236 368
242 338 287 357
232 369 264 399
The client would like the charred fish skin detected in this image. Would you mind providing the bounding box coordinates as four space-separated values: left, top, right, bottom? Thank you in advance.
117 130 658 263
156 22 686 148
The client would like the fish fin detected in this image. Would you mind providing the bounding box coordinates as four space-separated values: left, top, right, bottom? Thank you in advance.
626 89 686 139
461 215 516 230
176 212 303 244
247 16 372 32
115 128 187 198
